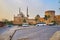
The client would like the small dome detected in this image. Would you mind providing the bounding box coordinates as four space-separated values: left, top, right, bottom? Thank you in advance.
17 12 25 17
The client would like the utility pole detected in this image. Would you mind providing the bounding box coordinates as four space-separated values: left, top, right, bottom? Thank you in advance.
59 0 60 9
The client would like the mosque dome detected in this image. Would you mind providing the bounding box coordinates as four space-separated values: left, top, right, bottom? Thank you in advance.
17 8 25 17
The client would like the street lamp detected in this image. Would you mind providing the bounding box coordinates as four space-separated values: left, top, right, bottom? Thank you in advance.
59 0 60 10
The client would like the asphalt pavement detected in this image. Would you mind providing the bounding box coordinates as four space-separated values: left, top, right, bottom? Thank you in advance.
0 25 60 40
12 25 60 40
0 26 12 34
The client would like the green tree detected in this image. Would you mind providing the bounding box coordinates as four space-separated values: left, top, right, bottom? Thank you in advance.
35 14 40 22
51 21 56 25
48 15 50 18
3 19 13 25
44 15 50 20
8 21 13 25
3 19 9 25
23 19 26 23
44 15 48 20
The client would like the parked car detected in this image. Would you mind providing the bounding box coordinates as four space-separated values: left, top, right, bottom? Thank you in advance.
36 22 46 26
22 23 29 27
7 25 13 27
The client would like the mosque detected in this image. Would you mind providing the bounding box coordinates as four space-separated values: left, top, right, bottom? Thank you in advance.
13 7 36 25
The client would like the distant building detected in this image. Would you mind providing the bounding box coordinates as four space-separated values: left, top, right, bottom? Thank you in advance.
13 16 22 25
0 21 5 27
13 8 26 25
13 8 60 25
55 15 60 24
45 10 55 24
39 18 45 22
13 7 37 25
13 8 29 25
28 19 36 25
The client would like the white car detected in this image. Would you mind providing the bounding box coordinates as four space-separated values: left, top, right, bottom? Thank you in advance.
22 23 29 27
36 23 46 26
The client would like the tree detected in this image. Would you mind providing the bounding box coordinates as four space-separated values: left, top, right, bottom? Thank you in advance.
35 14 40 22
51 21 56 25
8 21 13 25
44 15 48 20
3 19 13 25
48 15 50 18
35 15 40 21
44 15 50 20
23 19 26 23
3 19 9 25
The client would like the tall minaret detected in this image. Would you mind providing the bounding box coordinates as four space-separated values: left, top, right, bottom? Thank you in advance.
27 6 29 18
19 8 21 14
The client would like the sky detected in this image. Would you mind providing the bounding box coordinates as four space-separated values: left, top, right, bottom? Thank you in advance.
0 0 60 21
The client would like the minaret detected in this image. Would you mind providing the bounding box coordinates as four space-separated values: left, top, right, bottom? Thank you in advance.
27 6 29 18
19 8 21 14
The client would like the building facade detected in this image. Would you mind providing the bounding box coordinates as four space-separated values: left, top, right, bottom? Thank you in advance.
13 8 36 25
55 15 60 24
45 10 55 24
28 19 36 25
0 21 5 27
13 8 26 25
39 18 45 23
13 9 60 25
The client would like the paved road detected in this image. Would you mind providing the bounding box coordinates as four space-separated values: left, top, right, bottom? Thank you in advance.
12 25 60 40
0 26 12 34
0 26 18 40
0 25 60 40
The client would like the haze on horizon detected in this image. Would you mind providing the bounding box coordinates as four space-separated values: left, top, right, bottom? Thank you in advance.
0 0 60 21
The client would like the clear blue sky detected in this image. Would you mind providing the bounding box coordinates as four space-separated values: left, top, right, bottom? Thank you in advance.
0 0 60 21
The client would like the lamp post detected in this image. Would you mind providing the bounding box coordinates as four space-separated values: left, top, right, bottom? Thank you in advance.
59 0 60 9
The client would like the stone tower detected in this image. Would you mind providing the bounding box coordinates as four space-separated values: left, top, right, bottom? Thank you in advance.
45 10 55 24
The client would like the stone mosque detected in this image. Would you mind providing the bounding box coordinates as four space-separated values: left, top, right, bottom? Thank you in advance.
13 7 36 25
